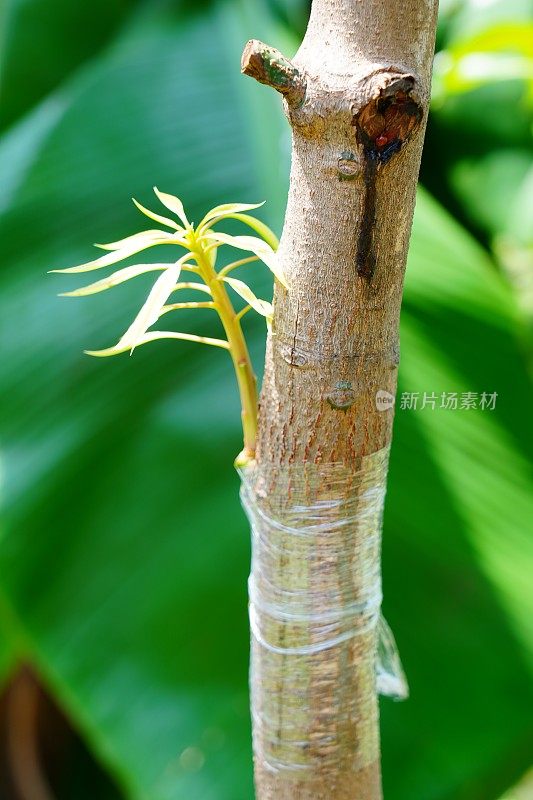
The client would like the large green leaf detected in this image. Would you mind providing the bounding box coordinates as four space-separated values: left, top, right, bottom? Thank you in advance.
0 1 531 799
0 0 138 131
0 2 285 798
382 190 533 800
426 0 533 323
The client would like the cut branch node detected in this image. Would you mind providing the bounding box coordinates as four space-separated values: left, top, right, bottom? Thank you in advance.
241 39 306 107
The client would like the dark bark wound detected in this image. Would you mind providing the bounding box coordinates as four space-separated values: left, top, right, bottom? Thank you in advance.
353 80 422 279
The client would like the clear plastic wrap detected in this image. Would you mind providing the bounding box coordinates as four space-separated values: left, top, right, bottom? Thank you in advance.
239 446 407 777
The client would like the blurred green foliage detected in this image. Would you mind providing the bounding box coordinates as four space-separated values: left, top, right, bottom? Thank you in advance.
0 0 532 799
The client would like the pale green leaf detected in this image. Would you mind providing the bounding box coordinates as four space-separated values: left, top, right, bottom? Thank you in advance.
198 202 265 229
222 276 273 319
59 263 171 296
213 212 279 251
95 229 175 252
86 330 229 357
170 281 212 296
207 232 287 287
132 197 184 231
160 301 216 315
118 262 182 349
51 237 185 274
153 187 189 228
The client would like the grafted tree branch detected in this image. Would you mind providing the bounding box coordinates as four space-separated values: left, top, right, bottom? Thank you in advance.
242 1 438 798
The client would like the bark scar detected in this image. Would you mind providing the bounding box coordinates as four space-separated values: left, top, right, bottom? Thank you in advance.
352 77 422 280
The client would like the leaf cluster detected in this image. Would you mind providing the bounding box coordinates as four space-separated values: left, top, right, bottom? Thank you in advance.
52 189 283 356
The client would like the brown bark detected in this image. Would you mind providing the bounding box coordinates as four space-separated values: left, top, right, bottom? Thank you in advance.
241 1 438 798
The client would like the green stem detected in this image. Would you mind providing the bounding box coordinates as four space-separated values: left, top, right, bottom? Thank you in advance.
195 247 258 461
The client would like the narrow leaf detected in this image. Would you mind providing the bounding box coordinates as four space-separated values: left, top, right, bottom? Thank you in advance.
198 202 265 229
85 330 230 357
95 230 175 251
118 262 182 349
153 187 189 227
214 212 279 251
170 282 212 296
51 238 185 275
160 301 216 315
208 232 287 287
222 276 273 320
132 197 183 231
59 264 169 297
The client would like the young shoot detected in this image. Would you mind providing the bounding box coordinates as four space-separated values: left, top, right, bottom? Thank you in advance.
52 188 284 464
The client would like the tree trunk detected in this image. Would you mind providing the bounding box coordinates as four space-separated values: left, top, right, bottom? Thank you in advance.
241 2 438 798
